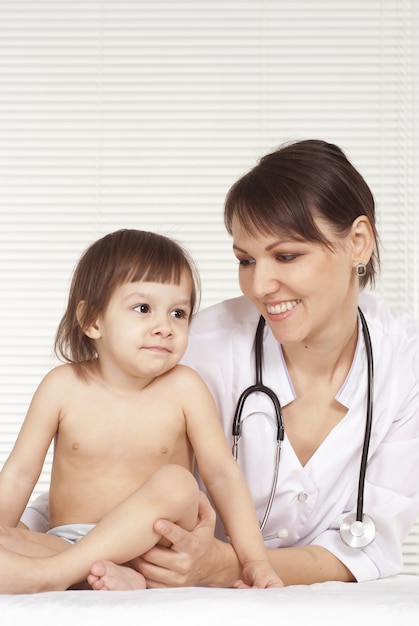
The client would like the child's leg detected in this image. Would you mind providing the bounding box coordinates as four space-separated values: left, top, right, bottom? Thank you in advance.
0 464 200 594
0 525 72 556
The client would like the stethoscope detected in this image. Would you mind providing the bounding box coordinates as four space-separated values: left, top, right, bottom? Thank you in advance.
232 307 376 548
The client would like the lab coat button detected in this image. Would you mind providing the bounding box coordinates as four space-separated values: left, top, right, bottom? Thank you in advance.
297 491 308 502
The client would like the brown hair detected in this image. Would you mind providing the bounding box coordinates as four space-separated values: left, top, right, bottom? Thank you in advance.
224 139 380 288
55 229 200 368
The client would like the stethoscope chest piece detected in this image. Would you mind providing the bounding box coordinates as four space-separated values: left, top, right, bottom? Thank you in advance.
339 512 376 548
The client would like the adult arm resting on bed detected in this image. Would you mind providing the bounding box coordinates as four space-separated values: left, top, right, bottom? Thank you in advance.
134 493 355 588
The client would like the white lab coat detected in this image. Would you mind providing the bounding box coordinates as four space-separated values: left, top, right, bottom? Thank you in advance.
182 292 419 582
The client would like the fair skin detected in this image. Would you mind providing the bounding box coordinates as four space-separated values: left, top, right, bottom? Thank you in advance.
0 273 282 593
90 214 374 589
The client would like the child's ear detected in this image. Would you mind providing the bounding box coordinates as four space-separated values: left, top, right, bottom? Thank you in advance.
76 300 102 339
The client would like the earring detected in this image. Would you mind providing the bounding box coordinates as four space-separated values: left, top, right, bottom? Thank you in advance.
356 262 367 277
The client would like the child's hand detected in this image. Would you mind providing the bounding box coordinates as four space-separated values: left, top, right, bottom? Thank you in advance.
233 560 284 589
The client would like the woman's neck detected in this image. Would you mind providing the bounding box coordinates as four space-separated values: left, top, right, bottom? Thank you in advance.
282 309 359 386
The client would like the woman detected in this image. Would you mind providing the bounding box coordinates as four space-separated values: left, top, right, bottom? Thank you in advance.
23 140 419 588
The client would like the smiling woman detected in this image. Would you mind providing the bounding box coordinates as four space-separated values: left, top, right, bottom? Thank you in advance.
139 138 419 588
227 142 376 356
232 214 369 349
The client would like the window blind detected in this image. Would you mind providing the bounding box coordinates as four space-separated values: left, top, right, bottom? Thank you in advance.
0 0 418 568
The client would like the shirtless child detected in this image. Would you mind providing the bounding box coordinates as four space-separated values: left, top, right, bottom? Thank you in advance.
0 229 282 594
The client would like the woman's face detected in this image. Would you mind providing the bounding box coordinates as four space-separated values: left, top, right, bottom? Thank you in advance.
231 216 359 347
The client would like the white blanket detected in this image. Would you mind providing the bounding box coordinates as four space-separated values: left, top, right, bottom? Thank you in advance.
1 575 418 626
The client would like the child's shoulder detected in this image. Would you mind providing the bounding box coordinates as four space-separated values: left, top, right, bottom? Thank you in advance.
40 362 83 388
162 363 205 385
160 364 209 397
32 363 85 406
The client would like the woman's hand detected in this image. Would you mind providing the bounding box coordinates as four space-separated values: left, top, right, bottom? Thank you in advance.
131 491 223 588
233 560 284 589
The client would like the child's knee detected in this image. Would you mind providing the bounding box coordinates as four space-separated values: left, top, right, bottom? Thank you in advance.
153 464 199 507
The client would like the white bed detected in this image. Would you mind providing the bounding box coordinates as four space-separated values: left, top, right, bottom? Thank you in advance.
1 575 418 626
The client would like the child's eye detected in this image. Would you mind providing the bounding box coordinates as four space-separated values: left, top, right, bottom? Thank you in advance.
170 309 188 320
133 304 150 314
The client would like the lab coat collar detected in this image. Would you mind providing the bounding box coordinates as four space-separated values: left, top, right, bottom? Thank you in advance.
262 311 368 411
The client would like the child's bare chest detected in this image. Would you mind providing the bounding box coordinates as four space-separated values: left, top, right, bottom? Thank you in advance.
55 383 191 475
49 372 194 526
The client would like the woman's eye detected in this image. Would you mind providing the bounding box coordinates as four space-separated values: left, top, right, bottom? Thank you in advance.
238 258 255 267
277 254 298 262
134 304 150 314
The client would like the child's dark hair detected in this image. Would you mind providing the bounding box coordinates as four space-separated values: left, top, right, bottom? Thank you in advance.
55 229 200 369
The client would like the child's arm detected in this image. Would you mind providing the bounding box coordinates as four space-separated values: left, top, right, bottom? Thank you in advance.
0 366 64 527
179 366 283 588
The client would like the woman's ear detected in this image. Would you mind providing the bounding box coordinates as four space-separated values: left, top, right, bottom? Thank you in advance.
351 215 374 267
76 300 101 339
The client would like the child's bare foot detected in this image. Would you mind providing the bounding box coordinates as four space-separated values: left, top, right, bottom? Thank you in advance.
88 560 147 591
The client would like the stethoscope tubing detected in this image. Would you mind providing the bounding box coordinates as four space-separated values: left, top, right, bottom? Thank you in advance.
232 308 376 547
355 308 374 521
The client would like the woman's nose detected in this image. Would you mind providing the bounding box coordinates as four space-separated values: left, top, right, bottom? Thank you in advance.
250 263 281 299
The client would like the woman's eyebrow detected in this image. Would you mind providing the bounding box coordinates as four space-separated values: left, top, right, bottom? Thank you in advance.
232 244 248 254
232 239 295 254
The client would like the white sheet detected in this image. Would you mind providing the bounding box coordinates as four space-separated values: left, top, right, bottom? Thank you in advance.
1 575 418 626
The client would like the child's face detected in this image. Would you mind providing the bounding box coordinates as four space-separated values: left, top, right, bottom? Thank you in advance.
88 272 193 388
